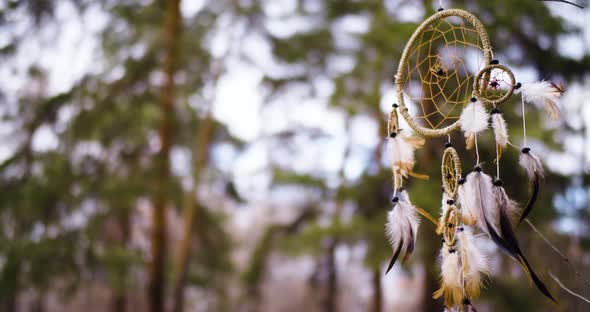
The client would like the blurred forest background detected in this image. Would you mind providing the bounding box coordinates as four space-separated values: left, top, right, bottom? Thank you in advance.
0 0 589 311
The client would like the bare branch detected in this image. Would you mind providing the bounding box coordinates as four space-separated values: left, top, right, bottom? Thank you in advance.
538 0 585 9
549 271 590 304
526 219 590 289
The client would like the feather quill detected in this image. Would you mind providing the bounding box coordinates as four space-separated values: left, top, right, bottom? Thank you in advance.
518 148 544 224
460 99 488 150
491 109 509 157
385 190 420 273
519 81 564 120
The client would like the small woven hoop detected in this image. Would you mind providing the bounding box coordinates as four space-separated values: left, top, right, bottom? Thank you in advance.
441 146 462 198
394 9 493 137
442 206 459 246
472 64 516 106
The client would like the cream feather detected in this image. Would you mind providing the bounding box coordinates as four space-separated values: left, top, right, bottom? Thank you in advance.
519 81 564 120
459 227 489 299
458 180 477 226
491 110 509 156
388 133 425 179
462 169 497 234
519 149 544 180
518 149 544 224
385 190 420 272
460 99 489 149
433 244 463 307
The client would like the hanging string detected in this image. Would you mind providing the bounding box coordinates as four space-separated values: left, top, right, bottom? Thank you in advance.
474 134 480 165
495 140 500 179
521 96 528 147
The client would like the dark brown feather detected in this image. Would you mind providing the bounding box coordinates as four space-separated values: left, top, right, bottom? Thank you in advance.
519 174 540 224
386 242 403 274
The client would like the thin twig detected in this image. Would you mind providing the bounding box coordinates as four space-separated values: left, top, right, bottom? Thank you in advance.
538 0 585 9
526 219 590 288
549 271 590 304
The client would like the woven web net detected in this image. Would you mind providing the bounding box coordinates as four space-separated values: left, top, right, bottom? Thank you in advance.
476 66 513 103
400 15 488 130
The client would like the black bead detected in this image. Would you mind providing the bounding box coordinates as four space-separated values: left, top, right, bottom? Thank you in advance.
449 248 456 253
446 174 452 179
447 223 454 228
522 147 531 154
493 179 503 186
474 166 482 172
490 59 500 65
441 238 445 242
391 196 399 203
458 178 466 185
463 298 472 305
458 227 464 231
436 68 444 75
445 142 452 148
490 107 500 115
392 103 399 108
470 97 477 102
515 82 522 90
446 199 454 205
389 132 397 138
438 7 444 11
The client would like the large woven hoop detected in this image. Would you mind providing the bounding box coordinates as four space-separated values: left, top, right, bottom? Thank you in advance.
394 9 493 137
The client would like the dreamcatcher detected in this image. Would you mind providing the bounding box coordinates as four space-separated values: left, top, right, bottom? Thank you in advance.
385 8 564 311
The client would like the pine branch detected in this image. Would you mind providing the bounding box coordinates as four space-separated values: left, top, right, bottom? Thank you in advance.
526 219 590 289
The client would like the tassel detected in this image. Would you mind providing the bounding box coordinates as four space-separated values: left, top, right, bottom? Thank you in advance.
459 227 489 300
385 190 420 273
433 244 463 308
518 148 544 224
388 132 427 179
519 81 564 120
490 179 557 303
460 98 488 150
490 108 509 158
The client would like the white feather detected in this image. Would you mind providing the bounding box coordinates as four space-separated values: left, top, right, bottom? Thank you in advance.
385 191 420 251
440 245 462 289
519 151 544 180
491 113 509 148
463 170 498 233
460 100 488 149
460 227 489 284
458 183 477 226
519 81 563 120
388 134 423 178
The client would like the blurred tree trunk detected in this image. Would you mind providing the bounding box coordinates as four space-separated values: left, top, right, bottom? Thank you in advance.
323 238 338 312
172 110 215 312
113 213 131 312
149 0 181 311
371 270 382 312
